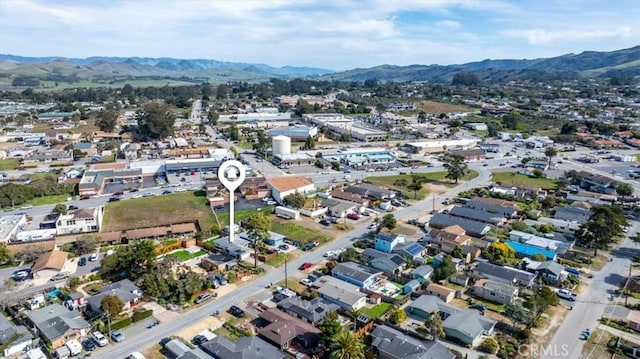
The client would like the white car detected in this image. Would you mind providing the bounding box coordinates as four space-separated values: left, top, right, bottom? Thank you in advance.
50 271 71 281
300 278 313 287
557 289 576 301
132 194 143 199
89 253 99 261
92 331 108 347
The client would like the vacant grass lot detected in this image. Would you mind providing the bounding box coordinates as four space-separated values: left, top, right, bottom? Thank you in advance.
491 171 557 190
0 158 22 171
102 192 214 231
414 100 471 114
28 194 71 207
270 219 333 245
366 170 479 200
215 207 273 226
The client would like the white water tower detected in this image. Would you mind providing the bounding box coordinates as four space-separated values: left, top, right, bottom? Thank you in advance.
272 135 291 156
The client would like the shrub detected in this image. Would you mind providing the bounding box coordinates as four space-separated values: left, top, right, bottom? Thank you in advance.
110 318 132 330
132 309 153 322
479 337 499 354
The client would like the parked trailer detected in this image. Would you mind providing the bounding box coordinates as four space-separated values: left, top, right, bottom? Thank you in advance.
274 206 300 220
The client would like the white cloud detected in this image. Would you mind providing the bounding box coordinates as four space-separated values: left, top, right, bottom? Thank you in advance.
436 20 461 29
502 27 634 45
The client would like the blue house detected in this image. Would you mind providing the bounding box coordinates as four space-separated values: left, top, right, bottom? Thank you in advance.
240 231 285 246
505 240 557 261
375 233 405 253
403 279 421 294
331 262 382 288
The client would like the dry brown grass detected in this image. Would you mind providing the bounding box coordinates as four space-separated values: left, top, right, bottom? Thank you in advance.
414 100 472 114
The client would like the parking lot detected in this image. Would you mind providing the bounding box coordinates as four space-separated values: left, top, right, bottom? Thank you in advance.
103 176 158 193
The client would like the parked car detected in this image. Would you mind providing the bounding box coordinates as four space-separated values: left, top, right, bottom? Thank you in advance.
143 192 154 197
195 293 212 304
67 205 79 210
347 213 360 220
229 305 246 318
469 304 487 312
299 262 313 270
192 334 208 346
80 195 91 200
277 244 289 251
92 331 108 347
89 253 99 261
110 330 125 342
162 190 172 195
50 271 71 281
215 274 228 285
108 197 121 202
114 191 124 196
319 219 331 226
300 278 313 286
82 339 96 351
557 289 577 301
78 257 87 266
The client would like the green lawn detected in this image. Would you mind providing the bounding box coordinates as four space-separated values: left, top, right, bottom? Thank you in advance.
102 191 214 231
0 158 21 171
365 170 479 200
491 171 557 190
361 302 392 318
265 252 295 267
215 207 273 226
270 221 333 245
28 194 71 206
173 250 207 261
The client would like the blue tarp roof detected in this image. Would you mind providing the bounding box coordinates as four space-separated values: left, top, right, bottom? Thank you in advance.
505 240 556 260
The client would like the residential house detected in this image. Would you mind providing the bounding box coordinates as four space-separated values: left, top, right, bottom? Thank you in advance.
403 279 422 294
448 206 508 226
407 295 496 347
509 231 570 254
240 231 285 247
371 325 456 359
55 207 104 235
23 149 73 163
201 335 284 359
344 183 395 200
428 214 491 237
410 265 435 282
432 252 464 271
239 177 271 200
322 198 357 218
553 204 592 224
214 236 252 261
473 262 537 287
426 283 456 303
24 304 91 349
314 276 367 310
267 176 314 204
575 171 618 194
627 311 640 332
427 225 473 253
362 248 389 262
331 261 383 288
505 240 558 261
329 190 370 206
200 254 237 273
375 233 405 253
164 339 193 358
86 279 143 314
257 309 321 350
276 297 340 325
369 253 406 275
31 250 67 279
392 242 426 263
523 258 567 283
0 314 33 357
473 279 519 305
461 245 482 261
465 198 519 218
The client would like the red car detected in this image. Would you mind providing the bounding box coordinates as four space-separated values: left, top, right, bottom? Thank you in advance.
80 195 91 200
347 213 360 220
299 262 313 270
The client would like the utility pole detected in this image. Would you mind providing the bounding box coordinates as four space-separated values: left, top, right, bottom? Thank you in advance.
432 194 435 212
284 253 288 287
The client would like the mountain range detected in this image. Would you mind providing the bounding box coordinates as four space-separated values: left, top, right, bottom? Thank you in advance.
0 45 639 86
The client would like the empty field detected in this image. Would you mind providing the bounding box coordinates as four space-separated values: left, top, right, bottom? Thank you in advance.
414 100 472 114
365 170 479 200
491 171 557 190
102 192 214 232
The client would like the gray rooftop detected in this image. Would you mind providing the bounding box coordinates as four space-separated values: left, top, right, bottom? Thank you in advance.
474 262 536 286
25 304 90 342
86 279 142 313
449 206 505 225
201 335 283 359
428 214 491 237
371 325 455 359
315 276 367 307
332 261 382 283
276 297 340 325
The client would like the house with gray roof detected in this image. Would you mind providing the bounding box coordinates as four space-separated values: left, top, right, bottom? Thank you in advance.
362 248 389 262
523 258 567 283
276 297 340 325
24 304 91 349
86 279 143 315
331 261 383 288
0 314 33 355
473 262 537 287
428 214 491 237
465 199 518 218
314 276 367 310
410 265 434 282
472 279 519 305
201 335 284 359
448 206 508 226
392 242 426 263
553 205 591 224
407 295 496 347
345 183 395 200
371 324 455 359
369 253 406 275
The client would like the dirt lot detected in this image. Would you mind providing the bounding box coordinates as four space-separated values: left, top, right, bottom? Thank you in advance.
414 100 472 114
531 305 569 349
425 183 449 196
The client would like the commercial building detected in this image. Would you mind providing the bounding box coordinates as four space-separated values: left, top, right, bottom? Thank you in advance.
402 139 480 154
79 168 143 195
56 207 104 235
217 112 291 123
0 214 27 243
268 125 318 141
303 113 387 142
267 176 314 204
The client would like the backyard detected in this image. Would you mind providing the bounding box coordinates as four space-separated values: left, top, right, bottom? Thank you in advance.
366 170 479 200
361 302 392 318
173 249 208 261
491 171 557 190
102 191 215 231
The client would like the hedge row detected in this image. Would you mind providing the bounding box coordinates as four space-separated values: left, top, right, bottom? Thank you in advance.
132 309 154 322
111 318 132 330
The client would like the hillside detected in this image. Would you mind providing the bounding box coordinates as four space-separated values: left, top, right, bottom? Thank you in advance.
1 46 638 86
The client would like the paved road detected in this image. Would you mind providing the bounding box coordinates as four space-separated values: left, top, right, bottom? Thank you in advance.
544 221 639 359
95 167 491 358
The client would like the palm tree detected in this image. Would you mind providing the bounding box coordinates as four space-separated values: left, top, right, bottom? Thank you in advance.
330 330 366 359
443 154 468 184
544 146 558 168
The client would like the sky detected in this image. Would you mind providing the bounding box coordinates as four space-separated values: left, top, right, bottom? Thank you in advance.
0 0 638 70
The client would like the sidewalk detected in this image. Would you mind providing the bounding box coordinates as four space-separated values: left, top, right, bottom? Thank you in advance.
598 324 640 345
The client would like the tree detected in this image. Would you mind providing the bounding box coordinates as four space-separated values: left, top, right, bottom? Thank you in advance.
0 243 13 265
96 107 118 132
381 214 397 230
100 240 157 280
424 311 445 339
244 213 271 267
483 241 516 265
53 203 67 215
576 204 627 256
207 108 219 125
330 330 365 359
101 294 124 334
331 161 341 171
531 253 547 262
479 338 499 354
617 182 634 197
136 102 175 139
283 192 306 209
407 175 425 200
229 146 238 158
304 135 316 150
433 255 456 281
229 123 240 141
504 303 533 329
319 311 342 345
443 154 468 184
451 245 464 259
524 286 559 326
544 146 558 168
388 308 407 324
451 72 481 86
71 235 100 256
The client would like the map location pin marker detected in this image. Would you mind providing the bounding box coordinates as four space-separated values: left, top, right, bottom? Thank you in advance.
218 160 246 243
